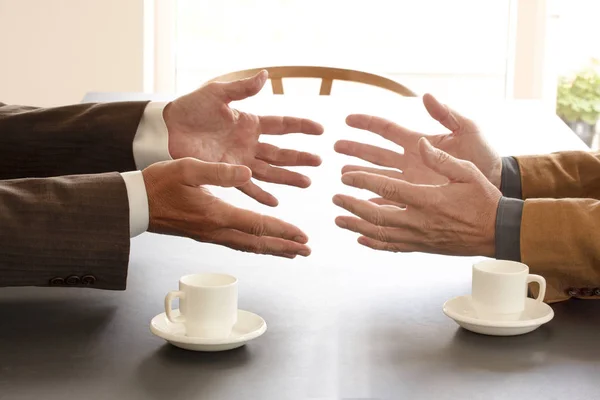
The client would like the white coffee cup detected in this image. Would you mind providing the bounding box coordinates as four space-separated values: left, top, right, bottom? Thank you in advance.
471 260 546 321
164 273 238 338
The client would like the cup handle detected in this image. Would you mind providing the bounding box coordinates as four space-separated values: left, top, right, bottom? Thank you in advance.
165 291 186 323
527 274 546 302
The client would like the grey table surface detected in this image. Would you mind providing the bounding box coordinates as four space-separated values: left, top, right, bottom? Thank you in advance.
0 94 596 400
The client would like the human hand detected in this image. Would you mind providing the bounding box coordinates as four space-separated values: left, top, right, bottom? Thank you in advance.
335 93 502 188
333 138 501 257
163 70 324 207
142 158 311 258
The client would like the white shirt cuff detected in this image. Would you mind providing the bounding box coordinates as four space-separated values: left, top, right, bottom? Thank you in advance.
133 102 173 170
120 171 149 238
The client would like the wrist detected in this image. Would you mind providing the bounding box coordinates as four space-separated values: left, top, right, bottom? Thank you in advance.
488 158 503 189
162 102 181 159
481 192 501 257
141 166 162 234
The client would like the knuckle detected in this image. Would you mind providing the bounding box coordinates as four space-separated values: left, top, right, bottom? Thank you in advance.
459 160 479 180
372 208 386 226
382 121 394 136
204 81 220 92
464 160 476 169
375 226 389 242
214 164 226 182
177 158 196 181
253 239 268 254
178 157 194 170
250 216 267 237
421 220 432 235
282 116 293 130
437 150 450 164
386 243 401 253
461 159 477 172
378 181 398 200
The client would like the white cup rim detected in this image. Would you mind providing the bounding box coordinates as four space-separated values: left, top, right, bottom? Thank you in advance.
473 260 528 275
180 273 237 288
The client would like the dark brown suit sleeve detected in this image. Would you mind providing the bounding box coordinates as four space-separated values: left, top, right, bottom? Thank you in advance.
0 173 130 289
0 101 149 179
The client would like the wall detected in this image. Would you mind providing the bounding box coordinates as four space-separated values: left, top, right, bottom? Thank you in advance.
0 0 146 106
510 0 560 110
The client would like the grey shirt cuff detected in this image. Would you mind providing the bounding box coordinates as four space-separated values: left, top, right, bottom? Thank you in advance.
494 197 524 262
500 157 522 199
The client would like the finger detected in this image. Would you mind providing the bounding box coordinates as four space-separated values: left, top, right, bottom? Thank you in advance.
251 160 311 188
341 165 404 180
422 93 471 133
334 140 406 170
341 171 426 206
418 138 477 183
256 142 322 167
178 158 252 187
209 229 311 258
218 70 268 102
345 114 421 147
332 194 401 228
259 116 324 135
335 216 418 245
236 181 279 207
357 236 417 253
369 197 407 209
223 205 309 244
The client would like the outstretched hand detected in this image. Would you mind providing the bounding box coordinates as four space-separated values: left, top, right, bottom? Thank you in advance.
164 70 324 207
333 138 501 257
335 93 502 188
143 158 311 258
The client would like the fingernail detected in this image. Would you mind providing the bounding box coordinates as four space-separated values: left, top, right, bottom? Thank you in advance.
341 174 354 185
332 195 342 206
299 249 311 257
336 219 347 229
293 235 307 243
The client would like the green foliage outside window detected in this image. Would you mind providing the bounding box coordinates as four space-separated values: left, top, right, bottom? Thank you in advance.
557 59 600 125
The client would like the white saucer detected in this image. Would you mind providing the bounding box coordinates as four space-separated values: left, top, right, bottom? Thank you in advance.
443 295 554 336
150 309 267 351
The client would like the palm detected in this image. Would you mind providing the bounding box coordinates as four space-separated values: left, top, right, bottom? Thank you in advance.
180 111 261 166
163 71 324 206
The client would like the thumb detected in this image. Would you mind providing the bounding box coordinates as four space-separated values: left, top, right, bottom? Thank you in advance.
179 159 252 187
219 70 268 102
422 93 468 133
418 138 475 183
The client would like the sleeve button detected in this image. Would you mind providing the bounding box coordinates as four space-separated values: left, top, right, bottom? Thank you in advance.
49 277 64 286
65 275 81 285
81 275 96 285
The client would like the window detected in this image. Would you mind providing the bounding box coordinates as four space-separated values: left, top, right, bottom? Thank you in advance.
174 0 514 100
